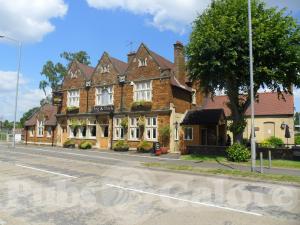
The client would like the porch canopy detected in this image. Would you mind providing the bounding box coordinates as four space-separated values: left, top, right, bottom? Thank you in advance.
181 109 225 125
181 108 227 146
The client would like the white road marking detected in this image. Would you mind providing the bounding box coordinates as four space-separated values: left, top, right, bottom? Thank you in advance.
16 164 78 179
106 183 263 217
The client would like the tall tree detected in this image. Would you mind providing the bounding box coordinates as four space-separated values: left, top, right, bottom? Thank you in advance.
186 0 300 143
19 107 39 128
39 51 91 93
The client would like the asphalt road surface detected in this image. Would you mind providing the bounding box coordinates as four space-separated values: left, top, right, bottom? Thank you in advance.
0 144 299 225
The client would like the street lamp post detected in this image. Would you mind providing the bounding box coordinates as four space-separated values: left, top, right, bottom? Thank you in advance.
0 35 22 149
247 0 256 172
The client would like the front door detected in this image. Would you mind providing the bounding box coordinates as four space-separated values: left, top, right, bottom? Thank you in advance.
99 125 109 149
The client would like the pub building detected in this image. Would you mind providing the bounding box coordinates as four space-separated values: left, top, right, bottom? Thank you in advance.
51 42 210 152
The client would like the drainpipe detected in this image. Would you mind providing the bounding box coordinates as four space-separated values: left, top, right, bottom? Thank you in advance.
110 112 114 150
51 126 55 147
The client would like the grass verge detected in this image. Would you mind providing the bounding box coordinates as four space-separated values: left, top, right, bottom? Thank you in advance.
142 162 300 185
181 155 300 170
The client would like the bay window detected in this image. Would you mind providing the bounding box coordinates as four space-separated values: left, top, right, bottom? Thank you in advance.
96 86 113 106
67 90 80 107
88 119 97 138
145 117 157 141
134 81 151 101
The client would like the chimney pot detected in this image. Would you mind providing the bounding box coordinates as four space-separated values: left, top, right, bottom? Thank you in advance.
127 52 136 63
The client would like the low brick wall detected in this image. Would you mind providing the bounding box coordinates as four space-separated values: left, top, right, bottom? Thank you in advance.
186 145 300 161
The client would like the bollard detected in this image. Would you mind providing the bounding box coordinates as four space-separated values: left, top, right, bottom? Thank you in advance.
268 150 272 169
260 152 263 174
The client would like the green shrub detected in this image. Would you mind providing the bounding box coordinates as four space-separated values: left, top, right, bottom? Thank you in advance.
79 140 92 149
226 143 251 162
137 140 153 153
295 135 300 145
261 136 284 148
63 139 75 148
113 140 129 151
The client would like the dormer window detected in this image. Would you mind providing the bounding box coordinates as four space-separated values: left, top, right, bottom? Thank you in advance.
100 65 110 73
138 58 147 67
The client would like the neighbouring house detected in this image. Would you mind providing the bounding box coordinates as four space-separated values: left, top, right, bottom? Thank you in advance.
24 104 58 146
53 42 202 152
203 92 295 145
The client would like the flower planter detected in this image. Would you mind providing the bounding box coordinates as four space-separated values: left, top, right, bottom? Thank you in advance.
114 147 129 152
131 101 152 111
67 107 79 114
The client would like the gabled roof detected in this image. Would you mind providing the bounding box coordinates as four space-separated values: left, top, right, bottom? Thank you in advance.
170 75 192 92
25 104 58 127
149 49 175 71
76 61 95 80
110 56 127 74
203 92 294 117
181 109 225 125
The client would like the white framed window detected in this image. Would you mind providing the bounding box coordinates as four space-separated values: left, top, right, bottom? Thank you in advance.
114 117 124 140
96 86 113 106
192 89 196 105
68 70 78 79
69 127 78 138
37 120 44 137
129 117 140 140
47 127 52 137
145 117 157 141
134 81 152 101
138 58 148 67
184 127 193 140
88 119 97 138
67 89 80 107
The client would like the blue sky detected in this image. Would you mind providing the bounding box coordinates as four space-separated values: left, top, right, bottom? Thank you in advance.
0 0 299 121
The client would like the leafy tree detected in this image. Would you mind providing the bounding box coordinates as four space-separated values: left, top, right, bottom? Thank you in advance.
40 95 52 106
19 107 39 128
39 51 91 93
186 0 300 143
3 120 13 129
295 112 300 125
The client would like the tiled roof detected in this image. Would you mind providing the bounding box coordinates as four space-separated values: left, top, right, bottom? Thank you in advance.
149 50 175 71
170 75 192 92
77 62 95 80
203 92 294 117
25 104 58 127
110 57 127 74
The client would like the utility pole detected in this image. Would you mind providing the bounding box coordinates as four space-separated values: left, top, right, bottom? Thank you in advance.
248 0 256 172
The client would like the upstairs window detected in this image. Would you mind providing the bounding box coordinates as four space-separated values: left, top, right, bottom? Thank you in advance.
100 65 110 73
96 86 113 106
67 90 80 107
134 81 152 101
37 120 44 137
138 58 147 67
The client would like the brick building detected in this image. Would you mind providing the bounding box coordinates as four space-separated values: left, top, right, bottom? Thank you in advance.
24 104 58 145
53 42 202 152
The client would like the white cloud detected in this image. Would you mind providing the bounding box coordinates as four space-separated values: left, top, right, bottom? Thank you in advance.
86 0 299 34
0 0 68 42
0 70 48 121
86 0 211 33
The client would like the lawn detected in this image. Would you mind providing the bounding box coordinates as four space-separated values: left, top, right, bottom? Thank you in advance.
142 162 300 185
181 154 300 170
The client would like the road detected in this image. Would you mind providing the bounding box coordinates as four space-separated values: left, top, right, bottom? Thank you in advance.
0 144 299 225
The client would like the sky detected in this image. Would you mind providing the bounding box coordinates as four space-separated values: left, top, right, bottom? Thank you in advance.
0 0 299 121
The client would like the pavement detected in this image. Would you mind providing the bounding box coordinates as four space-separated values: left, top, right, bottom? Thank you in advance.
0 143 299 225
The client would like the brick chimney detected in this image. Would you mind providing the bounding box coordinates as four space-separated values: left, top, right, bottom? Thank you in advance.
174 41 186 84
127 52 136 63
